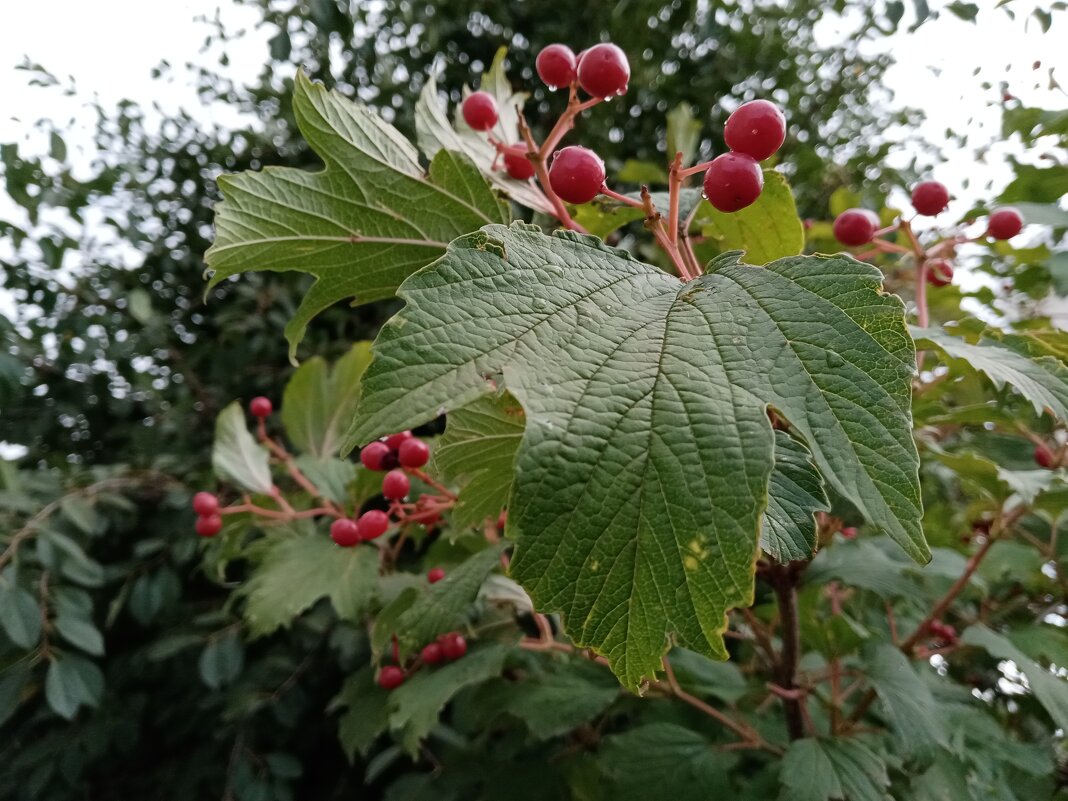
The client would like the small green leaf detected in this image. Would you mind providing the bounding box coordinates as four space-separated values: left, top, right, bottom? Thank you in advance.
207 71 509 357
763 431 830 562
349 224 923 687
694 170 805 265
241 534 378 636
292 456 357 506
54 614 105 656
666 102 702 167
504 659 619 739
0 665 29 726
212 401 273 494
432 393 524 529
198 631 245 689
665 647 749 703
60 496 97 534
597 724 736 801
336 667 390 759
963 625 1068 730
388 643 508 753
0 582 41 648
45 653 104 720
778 737 890 801
863 644 947 752
912 326 1068 422
389 544 505 656
282 343 372 458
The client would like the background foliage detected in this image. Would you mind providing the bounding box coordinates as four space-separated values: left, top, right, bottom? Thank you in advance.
2 1 1068 799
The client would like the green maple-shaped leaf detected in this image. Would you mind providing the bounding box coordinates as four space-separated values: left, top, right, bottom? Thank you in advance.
206 71 509 358
348 223 923 687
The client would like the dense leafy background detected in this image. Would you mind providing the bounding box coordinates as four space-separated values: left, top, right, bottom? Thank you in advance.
2 1 1068 799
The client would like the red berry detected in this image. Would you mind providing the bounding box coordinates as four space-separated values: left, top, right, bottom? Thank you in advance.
357 509 390 541
911 181 950 216
427 567 446 584
833 208 878 247
987 207 1024 240
440 633 467 661
249 396 273 418
377 665 405 690
840 526 858 540
1035 443 1057 469
192 491 219 516
360 441 391 471
548 146 606 205
927 259 954 287
195 514 223 538
421 642 444 664
724 100 786 162
536 44 577 89
384 431 413 450
504 152 536 181
940 624 957 641
577 43 630 98
703 153 763 213
462 91 499 132
381 469 411 500
330 518 361 547
397 438 431 469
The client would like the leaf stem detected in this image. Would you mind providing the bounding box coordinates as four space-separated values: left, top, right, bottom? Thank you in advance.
516 112 586 233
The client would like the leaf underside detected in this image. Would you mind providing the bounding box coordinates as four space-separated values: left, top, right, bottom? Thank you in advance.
348 222 923 688
205 71 508 358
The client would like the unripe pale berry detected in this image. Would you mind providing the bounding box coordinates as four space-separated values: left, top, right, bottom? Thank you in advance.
330 518 360 547
536 44 577 89
427 567 446 584
927 259 954 287
504 152 536 181
440 632 467 661
249 396 273 418
1035 443 1057 470
462 91 499 131
421 642 444 664
357 509 390 541
911 181 950 216
724 100 786 162
833 208 878 246
384 431 413 450
196 514 223 538
377 665 405 690
577 43 630 98
360 441 391 471
703 153 763 213
381 469 411 500
548 146 606 205
192 491 219 517
987 207 1024 240
397 438 431 469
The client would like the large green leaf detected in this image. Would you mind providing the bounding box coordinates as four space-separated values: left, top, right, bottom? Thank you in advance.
913 326 1068 422
963 625 1068 730
348 223 923 687
762 431 830 562
694 170 805 265
240 534 379 636
863 644 948 753
212 401 273 495
282 342 372 458
778 737 890 801
206 71 509 357
414 48 553 216
503 659 620 739
431 393 525 529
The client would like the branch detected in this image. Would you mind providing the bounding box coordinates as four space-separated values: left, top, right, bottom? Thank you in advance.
770 563 805 740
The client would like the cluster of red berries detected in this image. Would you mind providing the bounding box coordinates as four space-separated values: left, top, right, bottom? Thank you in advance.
359 430 430 473
460 41 785 214
927 619 958 645
329 509 390 547
377 631 468 690
192 491 223 537
833 180 1026 255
